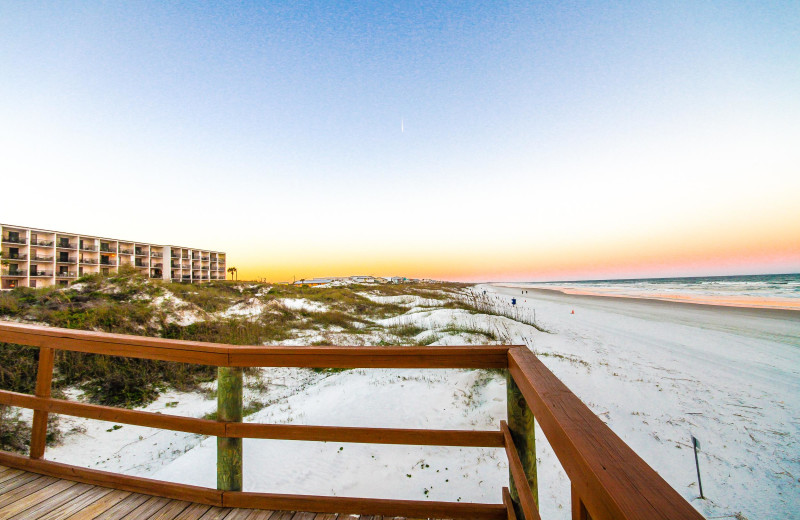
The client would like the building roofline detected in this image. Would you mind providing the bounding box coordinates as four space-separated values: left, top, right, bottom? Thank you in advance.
1 223 225 254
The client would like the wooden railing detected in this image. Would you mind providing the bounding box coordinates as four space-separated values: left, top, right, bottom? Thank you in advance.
0 321 702 520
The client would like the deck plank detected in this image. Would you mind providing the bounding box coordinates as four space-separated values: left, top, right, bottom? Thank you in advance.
0 475 57 509
0 478 76 517
0 469 420 520
9 482 94 519
93 492 153 520
292 513 317 520
223 508 261 520
173 502 215 519
0 471 41 493
62 488 133 519
0 468 24 485
269 512 298 520
37 485 116 520
199 506 238 519
149 499 192 520
122 495 174 520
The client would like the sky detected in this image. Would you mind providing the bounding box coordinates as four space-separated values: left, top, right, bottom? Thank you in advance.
1 1 798 282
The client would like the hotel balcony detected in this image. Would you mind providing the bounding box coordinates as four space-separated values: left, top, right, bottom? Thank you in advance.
1 225 225 289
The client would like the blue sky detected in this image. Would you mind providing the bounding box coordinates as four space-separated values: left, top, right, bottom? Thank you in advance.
1 1 798 280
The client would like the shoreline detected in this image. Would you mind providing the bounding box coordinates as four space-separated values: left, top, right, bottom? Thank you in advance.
492 284 800 320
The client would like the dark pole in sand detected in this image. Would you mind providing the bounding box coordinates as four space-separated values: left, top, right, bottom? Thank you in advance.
692 435 704 499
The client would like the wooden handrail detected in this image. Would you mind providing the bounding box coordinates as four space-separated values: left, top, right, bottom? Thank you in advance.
0 389 503 447
0 321 703 520
501 421 541 520
502 487 519 520
508 348 703 520
0 322 510 368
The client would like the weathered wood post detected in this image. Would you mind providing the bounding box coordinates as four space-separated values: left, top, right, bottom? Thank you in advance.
30 347 55 459
507 369 538 518
217 366 243 491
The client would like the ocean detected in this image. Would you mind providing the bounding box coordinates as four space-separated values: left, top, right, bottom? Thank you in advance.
510 273 800 310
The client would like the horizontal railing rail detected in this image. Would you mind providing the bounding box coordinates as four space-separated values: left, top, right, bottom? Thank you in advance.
0 321 702 520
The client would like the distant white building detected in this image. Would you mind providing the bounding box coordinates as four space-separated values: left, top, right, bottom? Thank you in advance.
350 276 375 283
292 278 334 286
389 276 407 284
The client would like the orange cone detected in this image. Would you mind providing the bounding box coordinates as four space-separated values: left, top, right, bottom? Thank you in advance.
571 310 575 314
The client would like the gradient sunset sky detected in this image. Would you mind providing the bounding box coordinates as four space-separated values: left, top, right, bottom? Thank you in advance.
1 2 798 282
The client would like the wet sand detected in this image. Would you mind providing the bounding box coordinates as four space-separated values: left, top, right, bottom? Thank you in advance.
514 286 800 320
492 284 800 347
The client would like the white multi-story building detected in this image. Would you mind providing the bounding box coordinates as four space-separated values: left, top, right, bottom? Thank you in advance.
1 223 227 290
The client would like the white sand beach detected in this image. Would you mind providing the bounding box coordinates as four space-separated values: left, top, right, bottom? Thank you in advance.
43 283 800 520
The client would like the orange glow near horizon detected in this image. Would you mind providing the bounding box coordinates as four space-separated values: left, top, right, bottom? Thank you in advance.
230 211 800 282
214 176 800 283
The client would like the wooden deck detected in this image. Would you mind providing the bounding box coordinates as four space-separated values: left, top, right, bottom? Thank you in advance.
0 322 706 520
0 465 410 520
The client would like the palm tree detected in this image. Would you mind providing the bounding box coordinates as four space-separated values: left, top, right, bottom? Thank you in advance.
227 266 238 281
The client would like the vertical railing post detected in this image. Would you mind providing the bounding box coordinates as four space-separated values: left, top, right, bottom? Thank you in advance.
217 366 243 491
507 369 538 517
571 483 590 520
30 347 55 459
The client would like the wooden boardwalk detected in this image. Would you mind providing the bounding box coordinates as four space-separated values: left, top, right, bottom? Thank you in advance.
0 465 408 520
0 322 706 520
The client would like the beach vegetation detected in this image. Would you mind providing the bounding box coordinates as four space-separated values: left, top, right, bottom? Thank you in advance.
0 271 548 449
